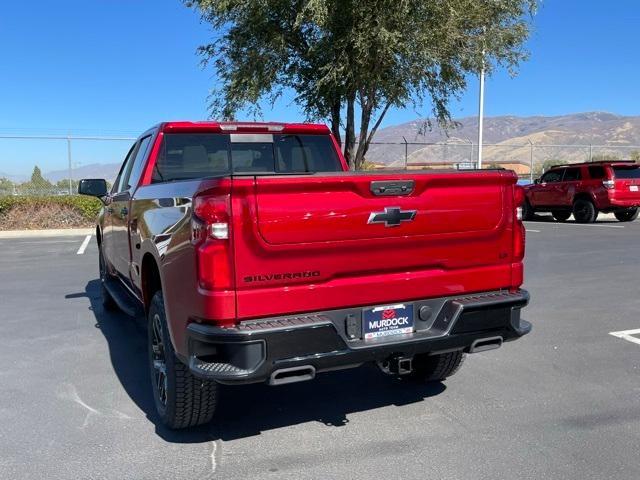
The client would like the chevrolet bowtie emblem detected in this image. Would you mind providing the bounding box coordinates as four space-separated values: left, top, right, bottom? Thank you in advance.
367 207 417 227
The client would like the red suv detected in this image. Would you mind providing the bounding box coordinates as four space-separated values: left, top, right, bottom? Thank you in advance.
523 161 640 223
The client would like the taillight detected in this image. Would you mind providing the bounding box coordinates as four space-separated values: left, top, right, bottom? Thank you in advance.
193 195 230 240
513 222 526 261
515 206 523 221
192 190 233 291
603 179 615 189
513 185 526 261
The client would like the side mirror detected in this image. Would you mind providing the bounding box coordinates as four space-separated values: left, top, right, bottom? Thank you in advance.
534 178 541 185
78 178 108 197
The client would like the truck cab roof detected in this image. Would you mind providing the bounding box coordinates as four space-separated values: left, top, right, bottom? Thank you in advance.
158 121 331 135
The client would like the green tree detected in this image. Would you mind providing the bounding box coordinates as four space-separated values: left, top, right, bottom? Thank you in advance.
31 166 48 185
0 177 13 194
534 159 563 175
187 0 536 169
18 166 53 194
56 179 79 192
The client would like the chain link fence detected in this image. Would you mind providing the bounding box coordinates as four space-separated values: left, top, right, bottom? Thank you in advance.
0 134 135 196
360 141 640 180
1 134 639 196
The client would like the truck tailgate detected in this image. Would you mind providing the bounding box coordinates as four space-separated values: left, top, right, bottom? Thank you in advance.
231 171 520 319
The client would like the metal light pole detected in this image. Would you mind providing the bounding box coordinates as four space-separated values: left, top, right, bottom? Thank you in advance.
477 49 486 169
67 136 72 195
528 139 534 183
402 136 408 169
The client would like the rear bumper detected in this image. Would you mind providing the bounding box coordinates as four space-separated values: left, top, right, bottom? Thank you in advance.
607 198 640 209
185 290 531 384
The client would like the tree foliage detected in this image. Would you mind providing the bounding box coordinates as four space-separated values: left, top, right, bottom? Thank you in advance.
30 166 52 187
187 0 537 169
0 177 13 194
536 158 564 175
56 179 80 191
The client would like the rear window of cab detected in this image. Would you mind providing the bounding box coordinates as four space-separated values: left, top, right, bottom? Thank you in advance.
151 133 341 183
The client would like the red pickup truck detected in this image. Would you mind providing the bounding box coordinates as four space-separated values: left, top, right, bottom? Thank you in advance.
79 121 530 429
523 161 640 223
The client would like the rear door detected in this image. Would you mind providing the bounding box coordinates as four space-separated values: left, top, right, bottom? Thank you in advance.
587 165 609 205
103 142 137 273
110 135 152 283
231 170 518 319
559 167 581 206
533 169 564 205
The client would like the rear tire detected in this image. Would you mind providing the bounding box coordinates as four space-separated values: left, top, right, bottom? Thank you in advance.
573 199 597 223
410 351 466 382
148 291 218 429
522 200 535 221
614 208 639 222
99 246 117 311
552 210 571 222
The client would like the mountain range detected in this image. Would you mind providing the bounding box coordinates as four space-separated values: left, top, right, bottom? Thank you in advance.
366 111 640 167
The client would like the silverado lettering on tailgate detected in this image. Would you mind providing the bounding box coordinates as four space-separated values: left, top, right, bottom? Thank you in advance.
244 271 321 283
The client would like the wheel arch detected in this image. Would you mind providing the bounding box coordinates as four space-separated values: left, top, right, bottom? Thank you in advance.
573 192 596 205
141 253 162 314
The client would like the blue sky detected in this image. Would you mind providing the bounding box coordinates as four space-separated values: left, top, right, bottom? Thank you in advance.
1 0 640 176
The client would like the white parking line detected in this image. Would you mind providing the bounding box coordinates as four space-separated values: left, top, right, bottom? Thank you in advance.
76 235 92 255
609 329 640 346
526 229 541 233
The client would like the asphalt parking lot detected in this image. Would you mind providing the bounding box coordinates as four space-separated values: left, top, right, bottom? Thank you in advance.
1 217 640 480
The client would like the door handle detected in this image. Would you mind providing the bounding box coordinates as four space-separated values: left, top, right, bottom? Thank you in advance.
120 207 128 216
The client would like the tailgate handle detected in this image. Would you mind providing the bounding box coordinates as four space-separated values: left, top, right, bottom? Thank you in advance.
370 180 415 196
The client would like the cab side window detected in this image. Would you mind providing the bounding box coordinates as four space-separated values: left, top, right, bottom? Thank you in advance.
112 143 138 194
112 136 152 194
124 136 152 191
541 170 563 183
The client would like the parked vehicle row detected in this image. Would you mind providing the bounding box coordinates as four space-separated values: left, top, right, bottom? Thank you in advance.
523 161 640 223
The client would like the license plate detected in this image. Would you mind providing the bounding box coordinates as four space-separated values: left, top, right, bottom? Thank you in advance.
630 185 639 192
363 304 414 340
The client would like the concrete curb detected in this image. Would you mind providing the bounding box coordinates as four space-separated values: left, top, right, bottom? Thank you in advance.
0 228 94 239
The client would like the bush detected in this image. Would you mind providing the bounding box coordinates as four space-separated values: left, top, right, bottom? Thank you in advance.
0 195 102 229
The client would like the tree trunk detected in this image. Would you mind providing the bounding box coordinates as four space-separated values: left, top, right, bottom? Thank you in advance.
354 100 391 170
343 93 356 169
330 98 342 146
354 95 372 170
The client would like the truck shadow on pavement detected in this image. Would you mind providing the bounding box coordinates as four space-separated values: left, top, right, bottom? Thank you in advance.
525 213 621 224
77 279 446 444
